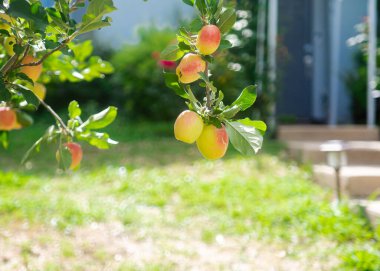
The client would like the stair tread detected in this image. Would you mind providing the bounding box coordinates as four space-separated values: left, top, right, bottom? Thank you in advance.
314 165 380 177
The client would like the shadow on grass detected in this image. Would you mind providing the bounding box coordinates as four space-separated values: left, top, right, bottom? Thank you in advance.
0 119 285 176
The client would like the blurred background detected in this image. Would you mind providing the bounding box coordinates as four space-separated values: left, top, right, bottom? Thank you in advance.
2 0 380 270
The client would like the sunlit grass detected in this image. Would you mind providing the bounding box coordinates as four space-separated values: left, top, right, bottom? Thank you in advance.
0 119 380 270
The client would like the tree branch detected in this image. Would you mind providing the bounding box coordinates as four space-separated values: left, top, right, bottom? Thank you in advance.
37 96 71 136
205 62 211 109
13 37 73 69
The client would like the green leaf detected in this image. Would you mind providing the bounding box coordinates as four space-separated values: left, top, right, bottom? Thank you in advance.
195 0 207 15
231 85 257 111
207 0 218 14
81 106 117 130
8 0 49 32
178 42 191 51
222 105 240 118
160 44 184 61
237 118 267 135
186 85 201 111
219 39 233 50
225 120 264 155
0 79 11 102
214 0 224 19
13 84 39 109
46 7 68 30
77 0 116 35
189 17 203 32
217 8 236 34
15 110 33 128
16 73 34 86
68 100 81 119
164 72 189 99
76 131 118 149
77 17 113 35
0 132 8 149
55 0 69 15
182 0 195 6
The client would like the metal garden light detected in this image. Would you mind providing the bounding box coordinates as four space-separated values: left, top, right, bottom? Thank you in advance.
320 140 347 202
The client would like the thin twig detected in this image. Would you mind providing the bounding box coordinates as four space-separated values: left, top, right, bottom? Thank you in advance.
0 53 19 75
14 44 30 67
14 36 74 69
205 62 211 109
37 96 70 135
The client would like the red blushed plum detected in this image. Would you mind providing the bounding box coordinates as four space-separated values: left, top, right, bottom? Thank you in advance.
64 142 83 170
196 124 229 160
196 25 221 55
176 53 206 84
0 107 17 131
174 110 204 143
20 55 43 82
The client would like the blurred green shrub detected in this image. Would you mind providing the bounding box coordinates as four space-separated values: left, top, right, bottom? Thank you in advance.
110 27 184 121
345 21 380 124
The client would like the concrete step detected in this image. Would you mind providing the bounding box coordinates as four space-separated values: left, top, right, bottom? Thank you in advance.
287 141 380 165
364 201 380 227
278 125 379 142
313 165 380 197
351 200 380 227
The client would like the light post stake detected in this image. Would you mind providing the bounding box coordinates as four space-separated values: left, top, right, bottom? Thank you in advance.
320 140 347 202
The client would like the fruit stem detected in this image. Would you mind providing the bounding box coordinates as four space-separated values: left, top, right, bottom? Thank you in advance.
205 62 211 110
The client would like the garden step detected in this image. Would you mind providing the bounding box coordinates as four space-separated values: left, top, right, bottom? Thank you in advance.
287 141 380 165
350 200 380 227
313 165 380 197
364 201 380 227
278 125 379 142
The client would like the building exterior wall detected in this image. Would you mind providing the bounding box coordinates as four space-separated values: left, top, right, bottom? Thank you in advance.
278 0 368 124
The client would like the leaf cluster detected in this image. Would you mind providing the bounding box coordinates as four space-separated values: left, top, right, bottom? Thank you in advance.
0 0 118 167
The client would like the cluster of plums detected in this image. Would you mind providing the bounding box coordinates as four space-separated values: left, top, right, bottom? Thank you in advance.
174 110 229 160
176 24 221 84
173 25 229 160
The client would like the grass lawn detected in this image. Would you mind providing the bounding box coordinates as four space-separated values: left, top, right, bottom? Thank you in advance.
1 118 380 270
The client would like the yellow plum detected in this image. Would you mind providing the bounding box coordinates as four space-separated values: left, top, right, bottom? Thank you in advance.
196 124 229 160
20 55 42 82
196 25 221 55
176 53 206 84
174 110 204 143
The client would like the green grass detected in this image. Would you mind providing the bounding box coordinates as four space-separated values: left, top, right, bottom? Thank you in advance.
1 119 380 270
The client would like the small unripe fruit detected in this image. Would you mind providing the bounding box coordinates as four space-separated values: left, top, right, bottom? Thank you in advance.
174 110 204 144
196 124 229 160
176 53 206 84
64 142 83 170
20 55 42 82
196 25 221 55
32 83 46 100
4 36 16 56
0 107 17 131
